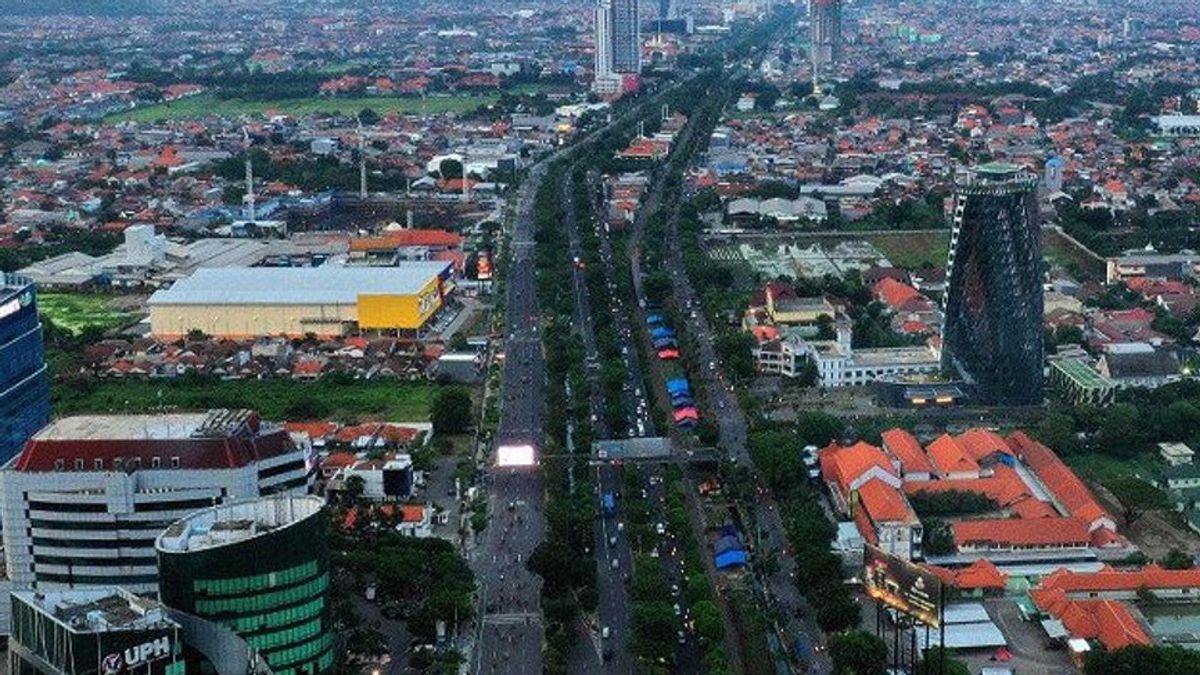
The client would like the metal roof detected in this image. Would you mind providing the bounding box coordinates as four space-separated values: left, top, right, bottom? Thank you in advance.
148 263 450 306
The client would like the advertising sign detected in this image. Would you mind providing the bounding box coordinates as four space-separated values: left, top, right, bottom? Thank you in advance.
863 544 942 627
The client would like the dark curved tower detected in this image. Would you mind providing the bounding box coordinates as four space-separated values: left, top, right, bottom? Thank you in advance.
942 164 1043 405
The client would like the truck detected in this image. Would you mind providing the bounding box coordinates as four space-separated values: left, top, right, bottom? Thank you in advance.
602 492 616 518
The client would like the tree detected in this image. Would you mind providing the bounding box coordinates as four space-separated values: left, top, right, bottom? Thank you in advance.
344 475 366 504
357 107 381 126
431 386 473 434
915 647 972 675
1084 644 1200 674
829 630 887 675
439 158 464 180
1162 548 1195 570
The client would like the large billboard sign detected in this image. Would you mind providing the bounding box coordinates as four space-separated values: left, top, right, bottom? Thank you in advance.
496 444 536 467
863 544 942 627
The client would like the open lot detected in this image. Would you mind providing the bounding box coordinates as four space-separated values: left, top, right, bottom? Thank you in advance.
864 230 950 269
38 293 141 335
105 92 502 123
52 377 442 422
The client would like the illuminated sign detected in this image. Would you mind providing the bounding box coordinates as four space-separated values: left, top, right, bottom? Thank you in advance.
863 544 943 627
101 636 171 674
0 298 21 319
496 444 536 467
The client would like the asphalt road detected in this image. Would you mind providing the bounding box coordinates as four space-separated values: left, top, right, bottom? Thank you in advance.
665 189 834 674
472 162 549 675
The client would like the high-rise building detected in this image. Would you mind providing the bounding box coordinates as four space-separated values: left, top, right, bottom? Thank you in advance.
942 164 1043 405
156 495 333 675
0 273 50 466
595 0 614 78
810 0 843 70
9 588 186 675
611 0 642 73
0 409 314 599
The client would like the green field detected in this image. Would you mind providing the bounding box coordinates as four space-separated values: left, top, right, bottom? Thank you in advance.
39 293 140 336
1063 452 1161 484
866 230 951 269
105 92 501 123
52 377 443 423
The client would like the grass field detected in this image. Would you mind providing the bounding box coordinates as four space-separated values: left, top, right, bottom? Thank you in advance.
39 293 140 336
865 230 950 269
52 377 443 422
1063 452 1160 484
105 92 502 123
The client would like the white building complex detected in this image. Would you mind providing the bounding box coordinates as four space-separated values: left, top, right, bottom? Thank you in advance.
0 409 313 600
752 317 941 387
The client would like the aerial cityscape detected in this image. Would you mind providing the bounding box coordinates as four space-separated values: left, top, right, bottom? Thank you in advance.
2 0 1200 674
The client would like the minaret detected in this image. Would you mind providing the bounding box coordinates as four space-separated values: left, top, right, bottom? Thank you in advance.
357 117 367 199
241 127 256 222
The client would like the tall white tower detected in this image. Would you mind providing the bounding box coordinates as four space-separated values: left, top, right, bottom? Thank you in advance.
594 0 614 79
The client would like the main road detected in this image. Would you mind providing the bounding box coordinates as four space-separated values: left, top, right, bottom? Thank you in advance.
472 161 549 675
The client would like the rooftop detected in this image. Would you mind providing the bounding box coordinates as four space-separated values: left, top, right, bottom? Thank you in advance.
33 409 257 442
1051 358 1116 389
14 588 176 633
157 495 323 553
147 262 450 306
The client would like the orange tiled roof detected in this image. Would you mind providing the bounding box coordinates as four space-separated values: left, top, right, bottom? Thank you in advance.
1007 432 1112 528
873 277 923 309
1030 588 1150 651
350 229 463 251
819 441 897 496
857 479 917 523
881 428 933 474
952 517 1090 548
957 428 1012 462
927 558 1008 590
926 434 981 476
1039 564 1200 594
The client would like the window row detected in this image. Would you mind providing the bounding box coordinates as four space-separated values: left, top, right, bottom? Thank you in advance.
194 560 320 597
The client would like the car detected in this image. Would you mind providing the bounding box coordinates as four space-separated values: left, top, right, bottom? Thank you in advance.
611 557 620 569
673 603 682 616
602 626 611 639
655 522 666 535
609 535 617 546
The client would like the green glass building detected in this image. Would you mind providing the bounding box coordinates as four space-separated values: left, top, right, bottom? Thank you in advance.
155 496 332 675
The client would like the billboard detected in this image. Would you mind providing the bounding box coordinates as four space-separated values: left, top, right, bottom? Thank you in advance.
863 544 942 627
496 444 536 467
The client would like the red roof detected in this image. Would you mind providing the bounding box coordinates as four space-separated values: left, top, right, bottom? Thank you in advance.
350 229 464 251
857 479 917 523
284 421 339 439
321 451 357 470
1039 565 1200 594
927 558 1008 590
1030 588 1150 651
952 517 1090 548
1007 432 1112 528
904 464 1056 518
880 428 933 474
14 414 292 471
873 278 923 309
818 441 898 497
926 434 981 476
957 428 1012 462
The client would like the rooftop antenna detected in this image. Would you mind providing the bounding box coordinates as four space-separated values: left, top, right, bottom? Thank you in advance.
242 127 256 222
357 116 368 199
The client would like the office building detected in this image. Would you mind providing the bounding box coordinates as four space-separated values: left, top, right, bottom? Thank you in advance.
0 409 313 597
611 0 642 73
8 587 273 675
157 495 333 675
942 164 1043 405
594 0 614 78
9 588 185 675
810 0 842 70
147 262 454 339
0 273 50 466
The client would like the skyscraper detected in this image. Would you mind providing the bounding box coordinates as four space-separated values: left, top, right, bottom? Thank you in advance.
0 273 50 465
157 495 333 675
611 0 642 74
810 0 842 70
942 164 1043 405
594 0 614 79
